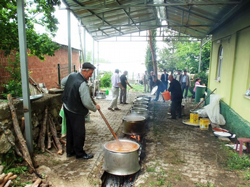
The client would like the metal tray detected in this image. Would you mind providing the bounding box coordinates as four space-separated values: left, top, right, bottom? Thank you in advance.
182 120 200 127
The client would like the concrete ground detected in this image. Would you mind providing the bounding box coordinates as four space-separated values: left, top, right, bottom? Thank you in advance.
33 91 250 187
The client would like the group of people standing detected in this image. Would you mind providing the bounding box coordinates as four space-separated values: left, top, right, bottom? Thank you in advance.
108 69 133 111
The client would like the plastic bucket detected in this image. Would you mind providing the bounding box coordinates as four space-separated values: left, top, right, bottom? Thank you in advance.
162 91 171 101
195 85 206 103
105 90 109 95
200 118 209 130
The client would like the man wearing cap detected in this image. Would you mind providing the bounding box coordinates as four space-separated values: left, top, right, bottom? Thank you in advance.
108 69 125 111
61 62 100 160
160 69 169 91
181 69 191 98
120 71 133 104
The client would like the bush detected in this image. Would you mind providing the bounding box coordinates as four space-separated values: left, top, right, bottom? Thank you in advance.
99 71 112 88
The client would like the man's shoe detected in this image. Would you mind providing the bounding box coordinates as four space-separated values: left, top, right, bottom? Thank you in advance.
76 154 94 160
108 108 114 111
67 152 75 157
114 108 121 110
120 102 123 104
123 103 129 104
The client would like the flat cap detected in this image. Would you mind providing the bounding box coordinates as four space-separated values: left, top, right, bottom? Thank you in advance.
82 62 96 70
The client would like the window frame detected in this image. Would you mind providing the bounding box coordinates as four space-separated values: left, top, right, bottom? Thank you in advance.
216 45 223 82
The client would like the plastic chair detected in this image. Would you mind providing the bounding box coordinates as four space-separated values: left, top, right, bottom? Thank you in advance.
235 138 250 156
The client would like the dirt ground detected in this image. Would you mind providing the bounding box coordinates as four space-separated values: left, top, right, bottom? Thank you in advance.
17 92 250 187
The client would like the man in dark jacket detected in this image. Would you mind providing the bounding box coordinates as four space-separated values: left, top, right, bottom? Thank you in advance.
168 75 183 119
152 75 165 102
120 71 133 104
160 69 169 91
61 62 100 160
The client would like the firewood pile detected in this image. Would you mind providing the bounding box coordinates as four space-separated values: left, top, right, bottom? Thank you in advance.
0 172 17 187
5 94 65 186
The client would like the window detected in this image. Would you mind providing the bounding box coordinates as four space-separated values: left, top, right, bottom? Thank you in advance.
216 45 223 81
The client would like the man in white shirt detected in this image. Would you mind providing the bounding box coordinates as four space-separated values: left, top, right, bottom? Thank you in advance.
108 69 125 111
181 69 191 98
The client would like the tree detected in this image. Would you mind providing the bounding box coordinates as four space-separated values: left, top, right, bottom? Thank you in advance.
145 29 157 74
0 0 61 60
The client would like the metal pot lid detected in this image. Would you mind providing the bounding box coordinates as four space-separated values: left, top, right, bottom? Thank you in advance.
136 97 149 101
133 104 148 108
123 115 146 122
131 107 148 111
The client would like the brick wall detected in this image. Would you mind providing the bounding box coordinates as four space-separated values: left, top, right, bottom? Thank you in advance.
0 46 80 90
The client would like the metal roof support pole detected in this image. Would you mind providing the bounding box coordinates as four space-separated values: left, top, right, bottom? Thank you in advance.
17 0 33 153
97 41 99 91
67 9 72 73
198 39 202 73
83 28 86 62
92 39 95 81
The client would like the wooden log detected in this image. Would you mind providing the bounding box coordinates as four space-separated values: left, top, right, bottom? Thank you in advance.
0 173 6 183
0 173 13 187
46 121 51 149
8 175 17 180
39 183 49 187
3 180 12 187
38 106 48 152
48 116 63 155
31 178 42 187
21 117 25 133
7 94 36 173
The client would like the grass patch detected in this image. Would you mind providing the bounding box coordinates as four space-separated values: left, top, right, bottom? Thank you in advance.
129 83 144 93
147 167 156 172
195 182 217 187
225 151 250 170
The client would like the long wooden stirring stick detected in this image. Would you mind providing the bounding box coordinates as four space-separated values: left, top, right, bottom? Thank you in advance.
91 97 121 144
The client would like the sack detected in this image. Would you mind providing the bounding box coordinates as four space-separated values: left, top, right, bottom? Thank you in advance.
204 94 226 125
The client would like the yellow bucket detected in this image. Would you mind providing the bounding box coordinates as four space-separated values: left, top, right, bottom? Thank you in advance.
200 118 209 130
190 112 199 124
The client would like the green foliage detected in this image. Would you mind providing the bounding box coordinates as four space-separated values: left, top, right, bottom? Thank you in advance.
225 151 250 170
1 52 22 98
129 84 144 93
192 71 208 86
100 71 112 88
0 0 60 60
158 30 211 74
2 148 28 174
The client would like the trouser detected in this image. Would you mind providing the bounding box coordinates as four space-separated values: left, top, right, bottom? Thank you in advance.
149 81 153 92
181 83 189 98
154 90 165 101
171 99 182 118
109 87 119 108
64 107 86 157
144 82 149 92
120 88 127 103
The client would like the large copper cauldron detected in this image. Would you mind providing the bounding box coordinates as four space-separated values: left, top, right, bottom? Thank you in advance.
103 139 140 175
122 115 146 135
